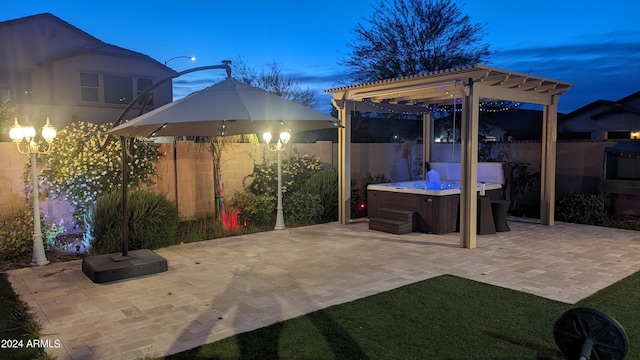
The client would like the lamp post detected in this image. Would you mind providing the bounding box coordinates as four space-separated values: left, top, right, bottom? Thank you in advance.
263 131 290 230
9 117 57 266
164 55 196 65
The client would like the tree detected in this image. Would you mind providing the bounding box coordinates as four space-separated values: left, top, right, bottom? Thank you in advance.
233 57 319 109
207 134 257 222
343 0 493 83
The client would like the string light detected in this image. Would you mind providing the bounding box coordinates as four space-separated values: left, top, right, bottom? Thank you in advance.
361 99 521 114
361 99 430 115
609 150 640 159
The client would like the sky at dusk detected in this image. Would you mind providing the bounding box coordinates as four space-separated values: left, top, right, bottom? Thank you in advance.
2 0 639 114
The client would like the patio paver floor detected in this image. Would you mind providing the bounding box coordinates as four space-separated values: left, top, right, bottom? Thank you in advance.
7 219 640 360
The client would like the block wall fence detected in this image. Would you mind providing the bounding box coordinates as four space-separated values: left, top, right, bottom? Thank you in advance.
1 140 636 229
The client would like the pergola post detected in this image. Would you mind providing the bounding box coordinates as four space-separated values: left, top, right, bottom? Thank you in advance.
422 112 432 178
460 79 480 248
541 95 559 225
335 99 352 224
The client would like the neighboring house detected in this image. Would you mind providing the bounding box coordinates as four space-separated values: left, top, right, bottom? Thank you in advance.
559 91 640 140
0 13 175 129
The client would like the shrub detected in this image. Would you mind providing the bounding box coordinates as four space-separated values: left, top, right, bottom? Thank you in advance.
0 97 17 142
176 219 206 244
284 192 324 225
241 151 326 227
245 151 323 197
298 170 338 222
230 191 275 228
86 190 178 255
43 219 66 251
176 215 233 244
39 121 162 226
360 172 391 202
508 161 540 213
0 209 64 260
0 210 34 259
351 178 361 218
556 193 605 225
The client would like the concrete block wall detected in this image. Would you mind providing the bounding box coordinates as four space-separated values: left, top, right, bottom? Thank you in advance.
0 143 76 227
155 142 216 220
2 139 637 227
0 142 30 215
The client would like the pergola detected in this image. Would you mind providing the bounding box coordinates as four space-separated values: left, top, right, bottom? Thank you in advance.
326 64 574 248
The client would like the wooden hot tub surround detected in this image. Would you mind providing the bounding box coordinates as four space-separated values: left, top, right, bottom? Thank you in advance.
367 162 505 235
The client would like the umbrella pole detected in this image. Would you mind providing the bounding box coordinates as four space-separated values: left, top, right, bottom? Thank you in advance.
111 136 130 261
121 137 129 257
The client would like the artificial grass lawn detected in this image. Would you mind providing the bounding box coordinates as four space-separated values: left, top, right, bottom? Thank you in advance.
2 271 635 360
0 272 48 360
166 272 640 360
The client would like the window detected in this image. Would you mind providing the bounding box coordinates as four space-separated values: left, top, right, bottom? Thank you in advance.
80 73 99 102
104 75 133 104
79 72 152 106
607 131 631 140
559 131 591 140
137 78 153 106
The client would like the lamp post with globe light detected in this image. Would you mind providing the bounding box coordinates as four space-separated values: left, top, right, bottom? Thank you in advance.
263 131 290 230
9 117 57 266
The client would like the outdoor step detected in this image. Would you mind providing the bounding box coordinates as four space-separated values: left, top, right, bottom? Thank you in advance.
377 208 415 222
369 217 413 235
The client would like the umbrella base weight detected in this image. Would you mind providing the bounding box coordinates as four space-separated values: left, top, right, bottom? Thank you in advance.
553 307 628 360
82 249 168 283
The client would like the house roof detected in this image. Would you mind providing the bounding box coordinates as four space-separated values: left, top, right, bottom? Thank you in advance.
591 103 640 119
562 90 640 121
0 12 100 42
325 64 574 108
1 12 171 71
40 42 170 70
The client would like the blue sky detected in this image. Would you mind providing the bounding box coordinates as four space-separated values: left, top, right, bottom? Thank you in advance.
2 0 639 114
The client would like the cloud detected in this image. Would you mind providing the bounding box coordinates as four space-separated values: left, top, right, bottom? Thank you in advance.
487 34 640 112
172 30 640 114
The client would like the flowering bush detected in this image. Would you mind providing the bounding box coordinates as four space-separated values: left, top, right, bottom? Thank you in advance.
246 151 323 197
38 121 162 226
239 151 325 227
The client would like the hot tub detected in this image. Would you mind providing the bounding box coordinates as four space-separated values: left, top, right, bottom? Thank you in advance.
367 180 502 234
367 180 502 195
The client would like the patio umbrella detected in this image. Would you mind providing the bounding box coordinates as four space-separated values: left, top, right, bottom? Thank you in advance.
107 76 341 137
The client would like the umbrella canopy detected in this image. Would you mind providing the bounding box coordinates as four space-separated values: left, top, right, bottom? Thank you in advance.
107 77 340 137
